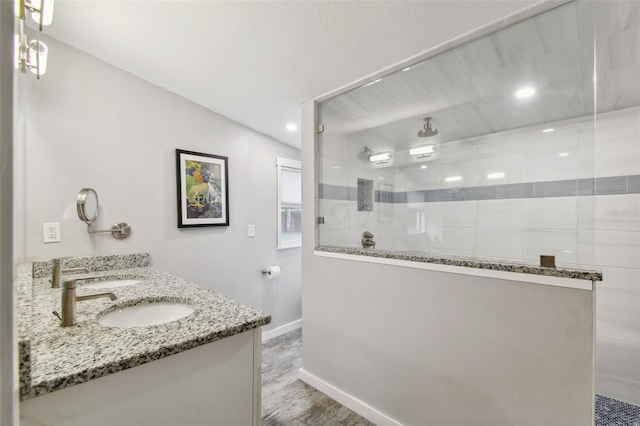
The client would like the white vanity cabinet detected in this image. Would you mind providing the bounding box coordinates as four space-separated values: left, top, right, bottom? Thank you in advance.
21 329 262 426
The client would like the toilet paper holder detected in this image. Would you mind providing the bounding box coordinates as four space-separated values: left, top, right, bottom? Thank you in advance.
261 266 281 276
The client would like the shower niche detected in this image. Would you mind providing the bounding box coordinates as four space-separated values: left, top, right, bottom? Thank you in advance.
356 178 373 212
315 0 603 268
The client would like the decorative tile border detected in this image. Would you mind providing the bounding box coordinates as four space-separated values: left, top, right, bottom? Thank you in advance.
319 174 640 203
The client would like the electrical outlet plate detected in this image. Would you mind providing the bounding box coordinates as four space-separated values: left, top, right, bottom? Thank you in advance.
43 222 61 243
248 224 255 238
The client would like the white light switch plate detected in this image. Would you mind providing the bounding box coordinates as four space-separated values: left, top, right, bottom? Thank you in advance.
43 222 61 243
248 224 255 237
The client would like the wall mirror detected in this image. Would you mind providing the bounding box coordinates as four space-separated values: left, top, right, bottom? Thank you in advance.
76 188 131 239
77 188 99 224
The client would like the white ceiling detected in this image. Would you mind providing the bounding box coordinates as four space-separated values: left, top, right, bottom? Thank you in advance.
40 0 540 148
321 0 640 154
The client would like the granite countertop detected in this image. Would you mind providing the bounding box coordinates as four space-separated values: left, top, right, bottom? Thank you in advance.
315 246 603 281
20 261 270 400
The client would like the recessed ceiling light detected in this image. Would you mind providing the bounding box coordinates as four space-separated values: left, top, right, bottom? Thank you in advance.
487 172 505 180
558 152 570 157
515 86 536 99
332 165 340 169
445 176 462 183
542 128 554 133
286 123 298 132
402 67 411 72
420 165 427 169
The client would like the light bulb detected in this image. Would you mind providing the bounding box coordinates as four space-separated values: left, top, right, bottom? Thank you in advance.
29 40 47 76
30 0 55 26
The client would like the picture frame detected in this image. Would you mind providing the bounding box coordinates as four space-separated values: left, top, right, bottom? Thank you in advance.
176 149 229 228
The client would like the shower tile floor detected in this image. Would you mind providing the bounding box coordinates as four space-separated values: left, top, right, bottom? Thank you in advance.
262 329 640 425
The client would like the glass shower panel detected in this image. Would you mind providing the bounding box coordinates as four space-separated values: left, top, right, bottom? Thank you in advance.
317 1 596 267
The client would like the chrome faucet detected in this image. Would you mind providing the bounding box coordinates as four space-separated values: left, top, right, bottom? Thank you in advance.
53 277 117 327
361 231 376 249
50 257 91 288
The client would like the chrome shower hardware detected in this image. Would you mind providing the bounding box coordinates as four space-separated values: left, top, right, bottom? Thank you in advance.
418 117 438 137
361 231 376 249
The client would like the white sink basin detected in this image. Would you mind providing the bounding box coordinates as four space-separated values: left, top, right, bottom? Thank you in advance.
82 279 142 290
98 302 195 328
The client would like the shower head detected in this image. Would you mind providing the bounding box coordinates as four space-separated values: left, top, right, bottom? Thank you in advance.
418 117 438 138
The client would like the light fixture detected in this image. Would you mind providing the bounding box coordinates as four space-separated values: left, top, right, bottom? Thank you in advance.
445 176 462 183
487 172 505 180
542 128 554 133
17 32 48 78
558 152 570 157
18 0 55 32
286 123 298 132
410 144 436 158
420 165 427 169
15 0 54 80
402 67 411 72
515 86 536 99
365 147 391 164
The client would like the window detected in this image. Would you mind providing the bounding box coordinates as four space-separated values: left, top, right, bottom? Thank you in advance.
277 158 301 248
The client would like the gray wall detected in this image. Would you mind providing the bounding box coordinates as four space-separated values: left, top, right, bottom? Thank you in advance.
1 1 17 423
14 35 301 332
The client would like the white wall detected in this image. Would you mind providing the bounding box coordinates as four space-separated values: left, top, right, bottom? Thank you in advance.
14 35 301 332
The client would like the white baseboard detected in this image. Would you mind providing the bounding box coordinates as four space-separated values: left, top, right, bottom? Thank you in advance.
261 319 302 342
298 368 404 426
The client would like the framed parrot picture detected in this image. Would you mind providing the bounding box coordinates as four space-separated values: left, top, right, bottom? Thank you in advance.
176 149 229 228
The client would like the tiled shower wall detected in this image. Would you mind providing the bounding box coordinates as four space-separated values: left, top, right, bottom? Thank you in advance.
317 105 640 404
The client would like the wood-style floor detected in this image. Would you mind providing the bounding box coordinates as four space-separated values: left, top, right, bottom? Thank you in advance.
261 329 374 426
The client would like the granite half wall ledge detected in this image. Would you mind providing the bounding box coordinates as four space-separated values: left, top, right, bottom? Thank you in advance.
315 246 603 282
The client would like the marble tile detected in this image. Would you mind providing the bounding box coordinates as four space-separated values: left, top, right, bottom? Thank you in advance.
477 228 523 261
319 184 357 201
597 302 640 345
596 267 640 308
477 199 523 229
595 336 640 383
522 197 578 230
592 194 640 232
